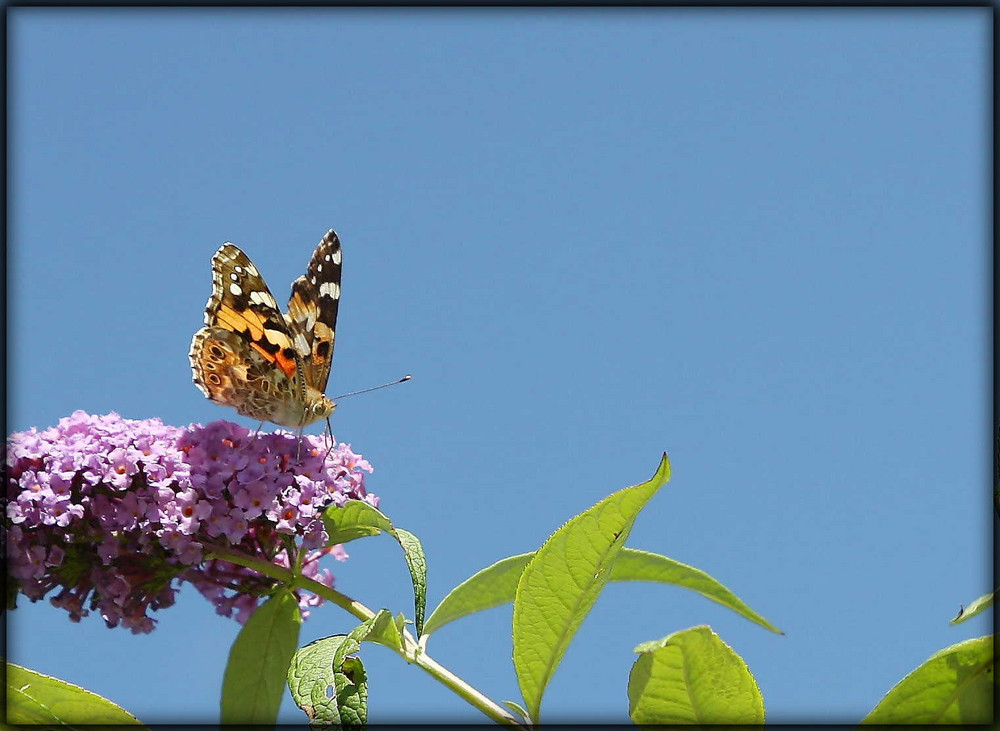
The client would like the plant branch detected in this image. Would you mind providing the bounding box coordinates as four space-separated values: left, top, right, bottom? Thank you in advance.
204 544 525 727
204 543 372 620
293 573 526 728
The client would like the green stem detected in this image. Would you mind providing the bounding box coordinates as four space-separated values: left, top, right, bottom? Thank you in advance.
409 646 526 727
205 543 372 620
204 545 526 728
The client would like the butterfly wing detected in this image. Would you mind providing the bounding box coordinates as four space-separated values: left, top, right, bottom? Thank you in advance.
202 243 303 381
285 229 342 393
190 326 304 424
190 243 309 425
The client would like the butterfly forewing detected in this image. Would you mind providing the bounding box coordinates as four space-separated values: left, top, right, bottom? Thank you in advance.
285 229 342 393
203 244 302 381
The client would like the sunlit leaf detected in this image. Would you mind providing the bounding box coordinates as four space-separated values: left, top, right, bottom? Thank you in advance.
861 635 993 724
394 527 427 635
950 589 996 625
367 609 405 653
628 625 764 724
423 547 780 637
612 549 781 633
424 553 532 636
321 500 428 635
5 661 143 725
501 699 532 725
221 589 302 724
321 499 394 544
288 634 367 724
513 453 670 722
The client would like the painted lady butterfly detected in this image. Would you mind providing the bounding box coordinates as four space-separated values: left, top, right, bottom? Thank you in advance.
189 230 342 430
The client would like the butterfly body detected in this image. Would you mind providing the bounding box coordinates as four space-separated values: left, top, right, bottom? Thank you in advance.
190 230 342 429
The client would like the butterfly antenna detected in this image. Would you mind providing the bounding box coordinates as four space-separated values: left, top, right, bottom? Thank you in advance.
320 375 411 462
332 374 412 401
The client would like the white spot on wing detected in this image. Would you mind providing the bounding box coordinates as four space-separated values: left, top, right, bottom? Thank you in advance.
319 282 340 299
230 283 243 296
331 248 342 265
245 263 259 277
230 273 239 281
249 291 277 307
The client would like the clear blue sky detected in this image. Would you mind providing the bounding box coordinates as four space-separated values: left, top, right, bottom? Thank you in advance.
7 8 990 724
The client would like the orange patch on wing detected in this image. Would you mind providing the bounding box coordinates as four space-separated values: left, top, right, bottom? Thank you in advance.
249 341 275 363
250 341 298 379
274 349 299 379
216 305 265 339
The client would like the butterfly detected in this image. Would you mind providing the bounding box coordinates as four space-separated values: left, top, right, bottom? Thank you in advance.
189 229 342 432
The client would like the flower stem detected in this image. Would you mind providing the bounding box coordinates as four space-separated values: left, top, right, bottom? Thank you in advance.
204 543 372 619
292 573 526 727
409 644 526 727
204 544 526 727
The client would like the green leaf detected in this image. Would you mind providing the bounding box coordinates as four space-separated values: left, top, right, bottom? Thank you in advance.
321 500 428 636
287 634 368 724
950 589 996 625
367 608 405 653
326 614 396 724
501 699 532 725
513 453 671 722
336 655 368 721
328 622 374 727
221 589 302 724
393 527 428 636
395 612 409 634
5 661 143 725
423 553 533 636
287 636 343 723
423 548 780 637
334 618 373 667
611 549 782 634
861 635 993 724
321 499 394 544
628 625 764 724
286 610 405 724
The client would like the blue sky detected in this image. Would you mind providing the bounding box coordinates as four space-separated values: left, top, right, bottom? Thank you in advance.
7 8 990 724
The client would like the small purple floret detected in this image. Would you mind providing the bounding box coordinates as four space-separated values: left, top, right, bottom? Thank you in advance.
5 411 376 633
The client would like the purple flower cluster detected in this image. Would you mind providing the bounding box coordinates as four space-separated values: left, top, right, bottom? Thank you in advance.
5 411 376 633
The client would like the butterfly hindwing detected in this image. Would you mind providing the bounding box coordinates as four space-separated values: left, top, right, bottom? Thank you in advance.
285 229 341 393
190 326 303 423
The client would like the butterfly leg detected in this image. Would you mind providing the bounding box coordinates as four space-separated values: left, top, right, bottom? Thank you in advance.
238 421 265 454
322 417 336 462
